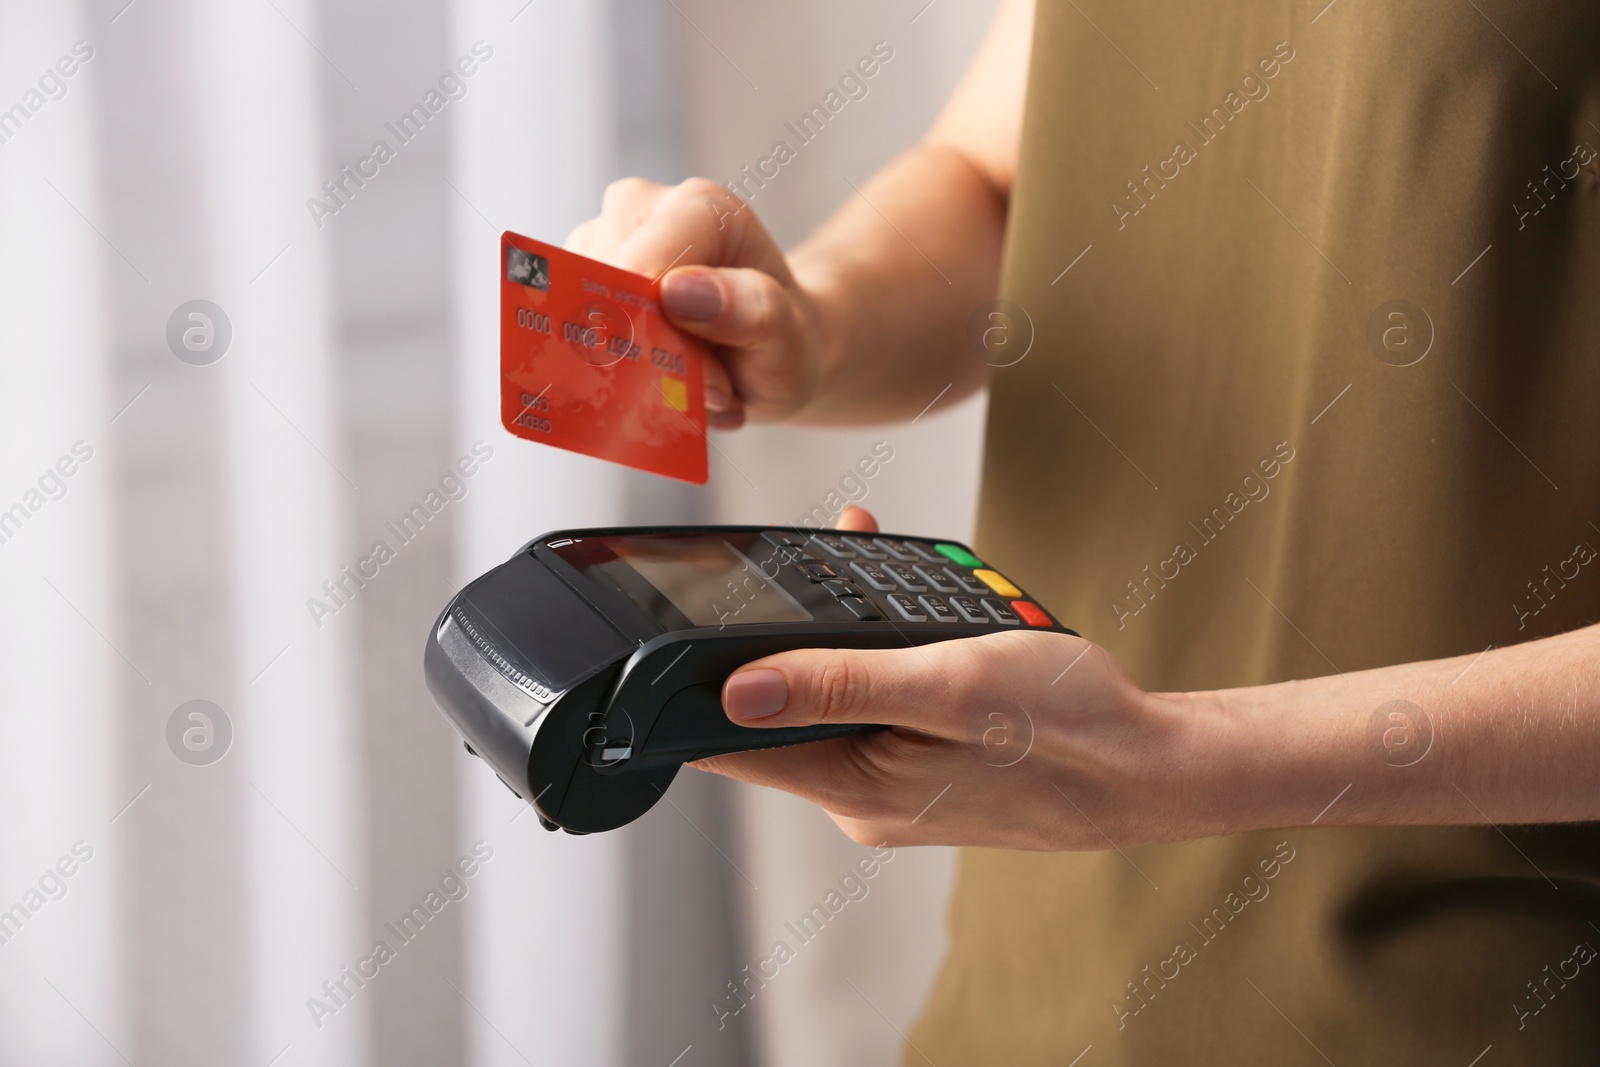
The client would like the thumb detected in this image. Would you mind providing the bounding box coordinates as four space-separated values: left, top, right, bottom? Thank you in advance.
720 642 972 736
836 505 879 533
659 265 795 349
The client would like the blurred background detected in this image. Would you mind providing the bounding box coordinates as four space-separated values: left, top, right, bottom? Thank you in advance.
0 0 998 1064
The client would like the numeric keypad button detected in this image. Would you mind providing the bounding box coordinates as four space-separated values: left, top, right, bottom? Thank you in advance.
848 561 898 592
887 593 928 621
872 538 920 562
808 534 857 559
949 595 989 624
946 567 990 596
913 565 959 593
883 562 928 592
842 536 888 560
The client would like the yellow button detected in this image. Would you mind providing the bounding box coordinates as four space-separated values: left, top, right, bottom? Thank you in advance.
973 569 1021 598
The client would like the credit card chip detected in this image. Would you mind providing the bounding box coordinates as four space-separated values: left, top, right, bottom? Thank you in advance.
659 376 688 412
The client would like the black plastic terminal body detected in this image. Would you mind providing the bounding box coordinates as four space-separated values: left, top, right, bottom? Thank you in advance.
423 525 1076 834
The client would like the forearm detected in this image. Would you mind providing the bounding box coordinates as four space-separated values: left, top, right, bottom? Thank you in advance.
1174 623 1600 834
786 142 1008 425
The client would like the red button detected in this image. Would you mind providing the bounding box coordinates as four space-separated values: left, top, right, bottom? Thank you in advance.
1011 600 1051 626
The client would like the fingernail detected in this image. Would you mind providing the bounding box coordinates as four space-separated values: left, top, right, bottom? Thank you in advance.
661 271 722 322
723 669 788 721
705 381 730 411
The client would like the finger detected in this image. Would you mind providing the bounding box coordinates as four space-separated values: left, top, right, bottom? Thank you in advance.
689 728 961 828
600 176 670 231
703 354 736 415
836 506 879 533
565 179 671 262
703 354 747 428
690 734 867 791
720 638 988 735
707 404 746 431
564 219 597 256
610 177 789 281
587 178 673 262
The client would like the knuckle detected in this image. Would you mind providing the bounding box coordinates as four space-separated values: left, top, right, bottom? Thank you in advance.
748 273 787 331
601 176 656 213
945 644 992 711
564 219 594 252
814 657 869 723
740 273 788 338
682 177 747 228
679 175 728 202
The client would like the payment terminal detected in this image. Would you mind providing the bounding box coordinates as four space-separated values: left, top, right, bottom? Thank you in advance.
424 526 1075 833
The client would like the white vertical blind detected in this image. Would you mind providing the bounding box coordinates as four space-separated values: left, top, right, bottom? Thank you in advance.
0 2 125 1062
189 0 366 1062
448 2 630 1064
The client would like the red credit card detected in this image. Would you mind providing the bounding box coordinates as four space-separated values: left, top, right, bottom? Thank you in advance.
500 232 709 484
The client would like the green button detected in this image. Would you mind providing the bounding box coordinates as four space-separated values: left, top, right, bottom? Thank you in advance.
935 543 983 568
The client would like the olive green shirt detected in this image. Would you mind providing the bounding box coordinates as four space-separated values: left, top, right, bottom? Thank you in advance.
913 1 1600 1062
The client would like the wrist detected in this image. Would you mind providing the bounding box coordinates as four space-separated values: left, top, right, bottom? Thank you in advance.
1151 684 1354 840
1132 689 1253 842
784 249 853 423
